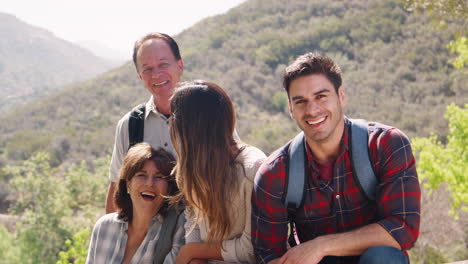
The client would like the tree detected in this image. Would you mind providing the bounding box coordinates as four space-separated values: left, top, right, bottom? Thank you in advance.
447 36 468 68
4 152 72 264
56 229 91 264
404 0 468 20
0 226 20 264
412 104 467 216
2 153 109 263
404 0 468 68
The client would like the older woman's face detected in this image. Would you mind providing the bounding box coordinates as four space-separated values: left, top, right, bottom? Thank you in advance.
127 160 169 214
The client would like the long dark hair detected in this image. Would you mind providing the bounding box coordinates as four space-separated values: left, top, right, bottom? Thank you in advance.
170 80 239 242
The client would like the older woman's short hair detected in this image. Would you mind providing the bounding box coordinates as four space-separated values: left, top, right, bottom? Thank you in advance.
114 143 177 222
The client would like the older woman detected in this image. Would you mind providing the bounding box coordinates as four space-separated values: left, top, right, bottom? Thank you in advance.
170 80 266 264
86 143 184 264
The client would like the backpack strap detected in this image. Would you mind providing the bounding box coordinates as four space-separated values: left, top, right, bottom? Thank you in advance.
285 131 306 209
128 103 146 150
349 119 377 201
285 132 306 246
152 206 184 264
285 120 378 206
284 120 378 245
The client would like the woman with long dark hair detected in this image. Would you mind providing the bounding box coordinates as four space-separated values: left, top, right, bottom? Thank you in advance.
170 80 266 264
86 143 184 264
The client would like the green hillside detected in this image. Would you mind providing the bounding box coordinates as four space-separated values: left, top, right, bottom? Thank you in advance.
0 12 116 113
0 0 467 263
0 0 465 168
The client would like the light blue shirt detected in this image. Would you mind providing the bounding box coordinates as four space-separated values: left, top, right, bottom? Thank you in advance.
86 212 185 264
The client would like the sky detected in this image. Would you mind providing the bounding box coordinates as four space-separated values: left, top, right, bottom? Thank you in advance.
0 0 247 60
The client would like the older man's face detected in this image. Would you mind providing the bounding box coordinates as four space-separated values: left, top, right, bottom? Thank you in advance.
136 39 183 113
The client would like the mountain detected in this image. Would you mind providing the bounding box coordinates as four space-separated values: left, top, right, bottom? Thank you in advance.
0 0 466 165
76 40 128 64
0 12 116 113
0 0 467 262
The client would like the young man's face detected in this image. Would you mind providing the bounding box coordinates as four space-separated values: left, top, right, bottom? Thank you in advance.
288 74 346 146
136 39 184 109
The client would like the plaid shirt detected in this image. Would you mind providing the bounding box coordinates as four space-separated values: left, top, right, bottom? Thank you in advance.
251 118 420 264
86 212 185 264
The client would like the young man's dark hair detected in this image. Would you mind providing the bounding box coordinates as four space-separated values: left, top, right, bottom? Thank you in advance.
283 52 342 94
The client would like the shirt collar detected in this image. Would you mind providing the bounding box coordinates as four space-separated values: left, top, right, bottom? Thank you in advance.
305 117 351 168
145 96 170 120
113 212 164 229
112 213 126 223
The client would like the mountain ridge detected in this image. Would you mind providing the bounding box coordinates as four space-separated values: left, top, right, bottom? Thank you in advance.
0 0 466 166
0 12 118 113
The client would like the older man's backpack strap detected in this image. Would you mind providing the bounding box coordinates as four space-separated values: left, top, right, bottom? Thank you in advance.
128 103 146 150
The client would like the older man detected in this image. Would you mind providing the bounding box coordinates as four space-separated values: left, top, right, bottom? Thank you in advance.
106 33 183 213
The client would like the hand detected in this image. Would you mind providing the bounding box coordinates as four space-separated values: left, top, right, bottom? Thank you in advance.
277 239 325 264
176 244 194 264
175 242 221 264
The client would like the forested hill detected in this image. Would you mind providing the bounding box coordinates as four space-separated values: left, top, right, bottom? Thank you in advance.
0 0 466 168
0 12 116 113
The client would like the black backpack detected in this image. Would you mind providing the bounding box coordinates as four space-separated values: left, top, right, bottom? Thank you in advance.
128 103 146 150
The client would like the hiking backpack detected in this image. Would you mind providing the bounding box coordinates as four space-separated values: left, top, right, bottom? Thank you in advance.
285 119 378 244
128 103 146 150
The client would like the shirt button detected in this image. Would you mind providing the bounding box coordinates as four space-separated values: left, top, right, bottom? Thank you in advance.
335 195 340 199
164 143 168 147
166 121 169 125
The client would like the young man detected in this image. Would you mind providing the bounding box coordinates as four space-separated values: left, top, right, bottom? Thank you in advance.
252 53 420 264
105 33 183 213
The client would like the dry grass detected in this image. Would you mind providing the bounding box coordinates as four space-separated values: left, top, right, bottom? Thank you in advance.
409 184 468 263
0 213 18 232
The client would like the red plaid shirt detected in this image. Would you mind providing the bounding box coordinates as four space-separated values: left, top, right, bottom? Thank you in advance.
251 118 420 264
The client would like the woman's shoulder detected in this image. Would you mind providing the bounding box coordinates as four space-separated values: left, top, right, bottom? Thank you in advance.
237 145 267 180
94 213 125 228
244 145 267 156
238 145 266 164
